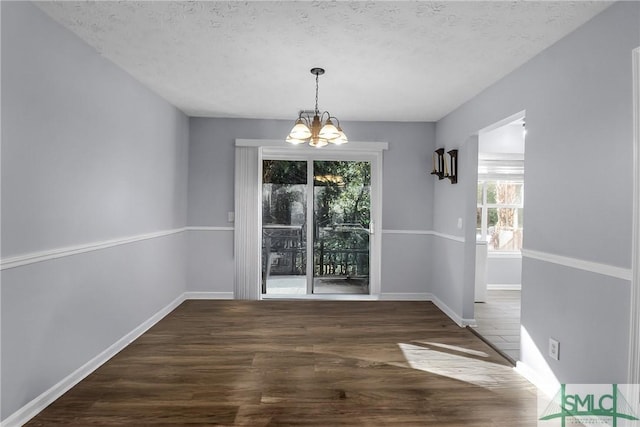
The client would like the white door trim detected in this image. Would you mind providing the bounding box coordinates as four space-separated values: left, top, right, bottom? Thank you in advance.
629 47 640 384
235 139 382 298
258 143 385 297
236 138 388 152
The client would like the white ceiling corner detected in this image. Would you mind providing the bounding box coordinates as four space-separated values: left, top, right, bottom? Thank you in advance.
35 1 612 122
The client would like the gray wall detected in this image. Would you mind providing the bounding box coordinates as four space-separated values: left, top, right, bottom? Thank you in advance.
186 118 436 294
479 122 525 155
434 2 639 383
1 2 189 420
486 256 522 286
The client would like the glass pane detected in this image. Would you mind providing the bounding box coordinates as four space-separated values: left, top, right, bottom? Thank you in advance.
263 160 306 185
487 207 499 229
494 181 523 205
517 208 524 228
487 207 522 251
516 183 524 204
313 160 370 294
486 182 497 204
477 182 483 205
262 160 307 294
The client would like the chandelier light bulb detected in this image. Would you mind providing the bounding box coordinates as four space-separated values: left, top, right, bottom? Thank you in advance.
289 119 312 140
286 135 306 145
332 127 348 145
319 118 340 140
309 137 329 148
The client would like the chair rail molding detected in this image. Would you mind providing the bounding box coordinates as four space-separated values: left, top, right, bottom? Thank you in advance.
522 249 632 281
184 226 234 232
0 228 185 270
382 229 465 243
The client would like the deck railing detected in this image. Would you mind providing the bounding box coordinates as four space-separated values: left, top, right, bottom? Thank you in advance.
262 224 369 279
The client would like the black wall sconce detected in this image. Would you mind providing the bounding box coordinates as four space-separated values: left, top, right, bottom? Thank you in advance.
430 148 458 184
431 148 445 180
446 149 458 184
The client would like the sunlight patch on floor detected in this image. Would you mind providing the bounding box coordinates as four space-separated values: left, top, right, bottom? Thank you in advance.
397 342 518 389
416 341 490 358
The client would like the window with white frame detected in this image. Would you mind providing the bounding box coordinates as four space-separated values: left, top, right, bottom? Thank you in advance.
476 180 524 252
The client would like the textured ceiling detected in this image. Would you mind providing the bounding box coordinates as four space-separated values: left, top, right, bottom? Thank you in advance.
35 1 611 122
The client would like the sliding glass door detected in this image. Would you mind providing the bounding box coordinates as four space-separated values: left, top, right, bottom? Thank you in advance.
262 160 308 294
313 160 370 294
262 157 374 296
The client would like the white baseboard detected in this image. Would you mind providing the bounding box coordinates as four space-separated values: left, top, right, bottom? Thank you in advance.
379 293 476 327
428 294 476 327
379 292 431 300
487 284 522 291
1 293 186 427
183 291 234 299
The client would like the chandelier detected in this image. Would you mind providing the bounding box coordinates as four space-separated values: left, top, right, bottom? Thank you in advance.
286 67 348 147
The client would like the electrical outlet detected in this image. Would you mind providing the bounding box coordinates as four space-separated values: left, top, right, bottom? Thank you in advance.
549 338 560 361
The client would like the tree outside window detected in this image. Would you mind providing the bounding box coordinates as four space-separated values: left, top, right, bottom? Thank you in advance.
477 180 523 252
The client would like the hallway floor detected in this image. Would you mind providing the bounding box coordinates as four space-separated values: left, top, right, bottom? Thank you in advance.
472 290 521 363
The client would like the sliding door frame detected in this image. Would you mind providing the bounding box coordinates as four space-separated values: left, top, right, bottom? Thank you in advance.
236 139 387 299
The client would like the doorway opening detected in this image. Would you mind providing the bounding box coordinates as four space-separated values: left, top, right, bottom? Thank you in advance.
472 112 525 364
261 158 373 296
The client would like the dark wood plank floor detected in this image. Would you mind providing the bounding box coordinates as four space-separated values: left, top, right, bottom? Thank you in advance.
26 300 538 426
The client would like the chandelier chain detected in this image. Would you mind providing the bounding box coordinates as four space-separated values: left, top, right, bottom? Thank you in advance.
315 73 319 114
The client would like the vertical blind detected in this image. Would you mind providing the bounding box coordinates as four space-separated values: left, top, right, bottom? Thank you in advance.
233 146 261 300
